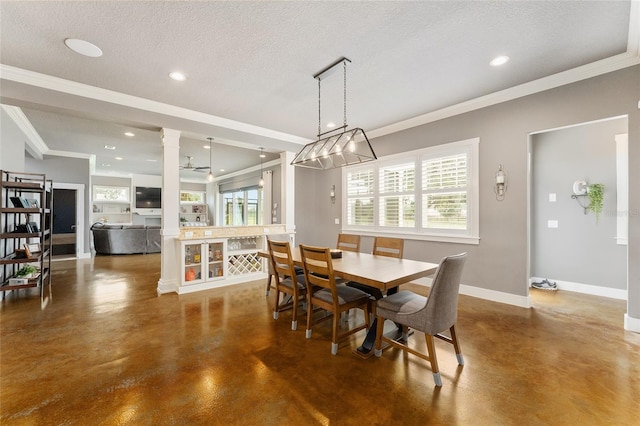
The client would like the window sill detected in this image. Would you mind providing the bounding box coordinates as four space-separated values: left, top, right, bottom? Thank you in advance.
341 228 480 245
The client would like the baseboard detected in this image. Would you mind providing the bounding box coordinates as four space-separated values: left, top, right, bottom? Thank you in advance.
530 277 627 300
460 284 531 308
410 277 531 308
624 314 640 333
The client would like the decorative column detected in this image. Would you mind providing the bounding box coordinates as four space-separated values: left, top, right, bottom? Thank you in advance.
280 151 296 242
157 128 181 294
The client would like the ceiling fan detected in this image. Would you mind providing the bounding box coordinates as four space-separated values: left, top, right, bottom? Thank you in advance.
180 156 209 172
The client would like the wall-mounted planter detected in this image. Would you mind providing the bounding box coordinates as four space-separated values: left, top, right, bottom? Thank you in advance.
571 180 604 222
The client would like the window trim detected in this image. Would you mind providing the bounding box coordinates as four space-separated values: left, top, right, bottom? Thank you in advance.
342 137 479 245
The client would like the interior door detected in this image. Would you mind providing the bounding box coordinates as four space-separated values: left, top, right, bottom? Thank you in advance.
52 188 77 257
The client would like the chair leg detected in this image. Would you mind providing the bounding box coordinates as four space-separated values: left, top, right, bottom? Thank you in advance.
305 296 313 339
331 310 340 355
374 315 385 357
291 294 298 331
266 274 272 296
450 325 464 365
272 289 280 320
425 334 442 387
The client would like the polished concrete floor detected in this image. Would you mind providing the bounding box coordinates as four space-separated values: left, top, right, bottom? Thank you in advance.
1 254 639 425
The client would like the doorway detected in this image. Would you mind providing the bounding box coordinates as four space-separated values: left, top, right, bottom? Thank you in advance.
51 183 85 260
527 116 628 301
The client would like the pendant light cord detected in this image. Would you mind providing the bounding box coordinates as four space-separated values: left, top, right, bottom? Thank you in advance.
318 77 322 138
343 59 347 129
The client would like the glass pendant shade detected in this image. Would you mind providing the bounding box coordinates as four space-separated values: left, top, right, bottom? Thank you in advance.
291 128 376 170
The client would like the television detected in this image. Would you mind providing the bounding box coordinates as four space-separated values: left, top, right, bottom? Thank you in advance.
135 186 161 209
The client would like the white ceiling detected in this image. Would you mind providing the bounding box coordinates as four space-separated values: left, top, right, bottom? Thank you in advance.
0 1 638 179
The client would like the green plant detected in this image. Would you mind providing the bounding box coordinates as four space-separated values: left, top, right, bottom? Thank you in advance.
588 183 604 222
16 265 37 277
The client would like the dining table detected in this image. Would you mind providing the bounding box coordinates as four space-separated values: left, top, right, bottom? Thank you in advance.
259 247 439 357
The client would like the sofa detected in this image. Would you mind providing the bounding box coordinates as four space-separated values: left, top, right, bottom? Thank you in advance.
91 223 162 255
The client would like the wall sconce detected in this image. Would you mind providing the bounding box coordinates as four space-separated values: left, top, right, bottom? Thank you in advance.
494 164 507 201
571 180 589 214
330 185 336 204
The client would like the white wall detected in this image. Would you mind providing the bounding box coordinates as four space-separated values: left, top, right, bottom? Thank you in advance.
0 108 26 171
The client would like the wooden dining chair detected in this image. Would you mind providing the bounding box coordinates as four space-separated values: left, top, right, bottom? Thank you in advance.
336 233 361 253
347 237 405 299
372 236 404 258
299 244 372 355
264 233 298 296
374 252 467 387
267 239 307 331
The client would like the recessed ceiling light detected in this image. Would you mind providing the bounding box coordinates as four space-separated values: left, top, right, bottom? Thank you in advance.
104 145 116 150
220 169 225 172
115 157 123 160
490 55 510 67
146 159 157 162
124 132 135 137
203 145 211 149
169 71 186 81
101 163 111 167
64 38 103 57
326 122 336 128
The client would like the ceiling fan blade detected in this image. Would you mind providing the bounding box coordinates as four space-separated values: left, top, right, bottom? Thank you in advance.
194 166 210 170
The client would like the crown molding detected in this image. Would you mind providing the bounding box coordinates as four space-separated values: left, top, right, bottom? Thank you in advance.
1 104 47 160
369 52 640 139
46 149 92 159
0 64 310 146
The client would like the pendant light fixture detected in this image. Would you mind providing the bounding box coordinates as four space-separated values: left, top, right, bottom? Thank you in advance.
206 137 214 182
258 147 265 187
291 57 376 170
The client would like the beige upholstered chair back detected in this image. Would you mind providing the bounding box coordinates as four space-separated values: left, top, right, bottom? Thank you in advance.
420 253 467 334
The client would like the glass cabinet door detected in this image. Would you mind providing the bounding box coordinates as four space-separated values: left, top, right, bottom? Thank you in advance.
207 241 225 278
183 242 204 284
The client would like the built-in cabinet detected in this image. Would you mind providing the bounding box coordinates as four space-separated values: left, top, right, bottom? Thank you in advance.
92 201 132 224
0 170 53 308
181 239 225 285
176 224 289 294
179 203 208 226
91 185 131 224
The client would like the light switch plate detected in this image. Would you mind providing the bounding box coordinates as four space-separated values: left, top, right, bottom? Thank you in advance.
334 218 340 225
549 193 556 202
548 220 558 228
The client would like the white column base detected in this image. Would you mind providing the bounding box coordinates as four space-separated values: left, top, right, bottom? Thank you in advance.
624 314 640 333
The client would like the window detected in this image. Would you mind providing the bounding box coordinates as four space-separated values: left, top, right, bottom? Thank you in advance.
180 191 205 203
93 185 129 202
343 138 479 244
222 188 263 226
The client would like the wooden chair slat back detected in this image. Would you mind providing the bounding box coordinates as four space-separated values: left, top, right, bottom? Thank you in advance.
267 240 296 280
299 244 336 293
337 233 361 253
372 237 404 259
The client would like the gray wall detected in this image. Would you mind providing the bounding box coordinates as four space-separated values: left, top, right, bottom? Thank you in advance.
25 155 92 255
532 118 627 289
295 65 639 319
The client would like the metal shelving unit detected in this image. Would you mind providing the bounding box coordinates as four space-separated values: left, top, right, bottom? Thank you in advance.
0 170 53 308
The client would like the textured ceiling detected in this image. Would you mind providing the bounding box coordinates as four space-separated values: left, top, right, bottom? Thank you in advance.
0 1 636 178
